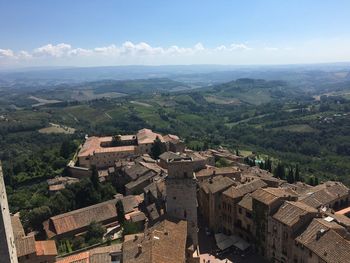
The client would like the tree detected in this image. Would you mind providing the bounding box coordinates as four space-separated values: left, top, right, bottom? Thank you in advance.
72 236 85 250
60 140 75 159
123 221 140 235
314 176 319 185
295 164 300 182
26 206 52 231
84 221 106 246
91 166 100 191
308 176 315 186
49 192 70 215
151 136 166 159
235 149 240 156
287 167 295 183
117 200 125 224
265 158 272 173
274 163 285 179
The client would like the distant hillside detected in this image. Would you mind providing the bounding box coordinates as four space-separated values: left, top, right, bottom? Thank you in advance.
201 78 301 105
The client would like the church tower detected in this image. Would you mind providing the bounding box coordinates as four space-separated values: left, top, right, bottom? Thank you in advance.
0 162 18 263
165 156 198 246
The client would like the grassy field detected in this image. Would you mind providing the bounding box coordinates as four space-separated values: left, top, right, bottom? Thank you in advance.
38 123 76 134
271 124 317 133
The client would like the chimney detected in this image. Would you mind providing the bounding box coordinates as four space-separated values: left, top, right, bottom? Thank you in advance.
316 229 326 240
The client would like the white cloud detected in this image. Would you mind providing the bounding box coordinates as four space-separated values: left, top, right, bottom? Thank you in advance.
2 38 349 67
33 43 72 57
0 49 15 58
215 43 252 51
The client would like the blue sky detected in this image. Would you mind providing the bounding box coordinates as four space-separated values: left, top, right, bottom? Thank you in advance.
1 0 350 67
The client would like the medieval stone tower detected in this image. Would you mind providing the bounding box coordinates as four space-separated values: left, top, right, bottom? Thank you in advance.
0 162 18 263
165 156 198 246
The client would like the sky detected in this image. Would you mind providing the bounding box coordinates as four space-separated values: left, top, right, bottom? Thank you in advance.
1 0 350 68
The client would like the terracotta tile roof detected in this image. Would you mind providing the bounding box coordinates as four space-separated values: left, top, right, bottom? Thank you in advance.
11 213 25 238
296 218 350 263
56 251 90 263
299 181 350 208
223 179 267 200
137 128 164 144
15 235 36 257
325 212 350 228
11 214 36 257
35 240 57 256
78 135 136 157
280 182 313 195
122 219 187 263
200 175 235 194
272 201 318 227
125 170 156 191
56 244 121 263
195 166 240 179
251 187 298 205
121 195 142 214
124 163 150 180
159 151 185 162
238 194 253 211
47 199 118 237
335 206 350 215
163 134 180 143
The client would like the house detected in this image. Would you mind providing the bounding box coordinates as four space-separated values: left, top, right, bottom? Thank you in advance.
12 213 57 263
56 244 122 263
221 179 267 237
43 199 119 240
47 176 79 193
299 181 350 210
251 187 299 257
267 201 319 263
122 219 189 263
294 218 350 263
195 166 242 182
198 175 236 232
77 129 179 169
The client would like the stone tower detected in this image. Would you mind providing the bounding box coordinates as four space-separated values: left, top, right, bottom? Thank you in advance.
165 156 198 246
0 162 18 263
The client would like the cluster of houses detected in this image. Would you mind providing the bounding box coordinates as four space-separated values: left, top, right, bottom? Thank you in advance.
2 128 350 263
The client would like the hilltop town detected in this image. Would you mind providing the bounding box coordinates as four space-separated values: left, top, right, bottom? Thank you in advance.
1 128 350 263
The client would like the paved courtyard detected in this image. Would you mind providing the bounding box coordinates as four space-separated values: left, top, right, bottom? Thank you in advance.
196 219 267 263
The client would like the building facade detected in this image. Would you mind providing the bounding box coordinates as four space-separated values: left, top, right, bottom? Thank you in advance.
165 156 198 246
0 162 18 263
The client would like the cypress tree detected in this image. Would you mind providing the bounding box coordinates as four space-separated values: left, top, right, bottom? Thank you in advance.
295 164 300 182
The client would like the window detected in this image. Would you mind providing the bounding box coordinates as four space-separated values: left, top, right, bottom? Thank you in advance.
239 208 242 214
246 211 252 218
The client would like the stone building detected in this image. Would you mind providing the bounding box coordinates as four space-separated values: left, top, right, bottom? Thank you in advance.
221 179 267 238
165 155 198 246
56 244 122 263
294 217 350 263
44 199 119 240
195 166 242 182
267 201 319 263
122 219 191 263
299 181 350 210
251 187 298 257
77 128 181 169
12 213 57 263
0 162 18 263
198 175 236 232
